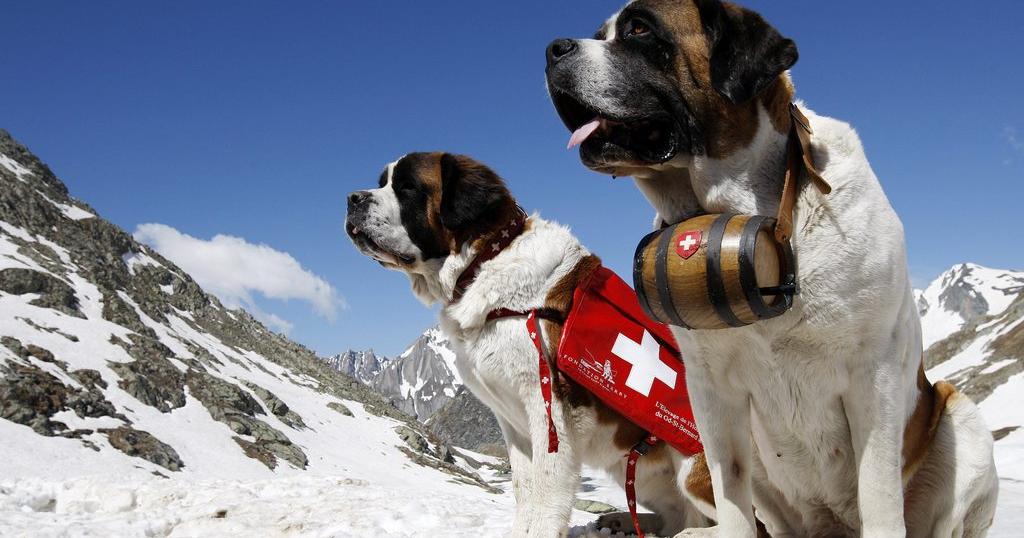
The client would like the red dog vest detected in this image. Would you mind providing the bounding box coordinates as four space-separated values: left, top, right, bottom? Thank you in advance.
557 266 702 455
520 266 703 538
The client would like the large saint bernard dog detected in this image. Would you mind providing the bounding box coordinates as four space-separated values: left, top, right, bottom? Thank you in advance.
346 152 714 537
545 1 998 536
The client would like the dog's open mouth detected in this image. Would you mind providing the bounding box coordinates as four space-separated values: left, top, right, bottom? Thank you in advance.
552 91 678 165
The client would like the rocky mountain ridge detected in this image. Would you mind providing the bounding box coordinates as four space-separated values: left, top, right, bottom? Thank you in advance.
326 327 506 454
0 129 492 490
328 327 461 420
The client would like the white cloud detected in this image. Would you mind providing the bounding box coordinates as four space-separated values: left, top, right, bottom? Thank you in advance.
134 223 343 333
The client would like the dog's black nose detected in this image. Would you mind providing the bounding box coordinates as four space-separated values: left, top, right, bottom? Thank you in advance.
546 39 578 65
347 191 370 209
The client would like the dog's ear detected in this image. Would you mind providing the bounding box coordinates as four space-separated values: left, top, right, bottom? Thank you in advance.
439 153 513 242
696 0 798 104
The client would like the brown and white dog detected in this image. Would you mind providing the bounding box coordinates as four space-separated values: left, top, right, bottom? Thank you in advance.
545 1 998 537
346 152 714 537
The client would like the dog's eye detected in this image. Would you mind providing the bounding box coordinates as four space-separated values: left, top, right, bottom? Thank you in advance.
626 20 650 37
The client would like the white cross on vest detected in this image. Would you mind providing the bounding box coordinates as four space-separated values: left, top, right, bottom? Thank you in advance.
612 330 677 397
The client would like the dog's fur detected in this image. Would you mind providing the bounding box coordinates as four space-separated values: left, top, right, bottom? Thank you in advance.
346 152 713 537
545 1 999 536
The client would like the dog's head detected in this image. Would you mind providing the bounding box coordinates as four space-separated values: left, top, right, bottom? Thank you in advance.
346 152 516 274
545 0 798 174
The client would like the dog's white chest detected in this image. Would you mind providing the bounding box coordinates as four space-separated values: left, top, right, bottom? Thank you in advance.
681 324 866 532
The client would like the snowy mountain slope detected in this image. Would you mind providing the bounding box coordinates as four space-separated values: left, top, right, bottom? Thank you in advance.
0 129 489 493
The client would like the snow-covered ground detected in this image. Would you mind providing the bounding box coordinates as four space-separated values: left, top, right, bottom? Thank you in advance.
0 465 641 537
992 430 1024 538
2 454 1020 538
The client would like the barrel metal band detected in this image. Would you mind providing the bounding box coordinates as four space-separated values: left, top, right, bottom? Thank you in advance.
738 215 775 319
633 230 660 324
654 225 689 328
705 214 745 328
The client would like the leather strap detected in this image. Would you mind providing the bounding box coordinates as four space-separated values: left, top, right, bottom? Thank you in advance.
775 104 830 244
451 207 528 303
625 434 661 538
526 311 560 453
486 307 564 323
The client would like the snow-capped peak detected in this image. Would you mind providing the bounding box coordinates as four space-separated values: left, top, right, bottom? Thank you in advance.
917 263 1024 348
328 325 462 421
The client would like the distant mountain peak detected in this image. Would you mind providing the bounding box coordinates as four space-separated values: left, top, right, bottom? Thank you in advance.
328 326 463 419
917 263 1024 349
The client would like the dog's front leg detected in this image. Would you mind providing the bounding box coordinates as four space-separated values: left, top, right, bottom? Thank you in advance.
842 362 907 537
516 393 580 538
679 367 757 538
504 434 538 536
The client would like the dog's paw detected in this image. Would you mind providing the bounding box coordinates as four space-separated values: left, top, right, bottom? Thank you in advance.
594 511 632 533
592 512 664 536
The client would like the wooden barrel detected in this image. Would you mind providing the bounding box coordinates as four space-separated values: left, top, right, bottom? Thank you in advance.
633 214 796 330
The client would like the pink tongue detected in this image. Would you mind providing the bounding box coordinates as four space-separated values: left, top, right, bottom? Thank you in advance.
567 118 601 149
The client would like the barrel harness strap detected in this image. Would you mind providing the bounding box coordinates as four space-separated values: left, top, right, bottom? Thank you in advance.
775 104 831 243
656 105 830 301
453 224 660 538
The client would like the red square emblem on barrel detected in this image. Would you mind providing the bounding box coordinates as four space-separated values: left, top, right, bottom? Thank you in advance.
675 231 701 259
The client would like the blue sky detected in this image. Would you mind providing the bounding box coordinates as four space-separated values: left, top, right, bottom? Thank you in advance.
3 1 1022 357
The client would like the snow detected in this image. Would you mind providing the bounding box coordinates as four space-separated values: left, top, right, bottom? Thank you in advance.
426 327 462 386
0 154 33 182
0 466 645 538
927 326 999 381
991 429 1024 537
399 375 428 400
928 315 1023 382
0 221 35 242
37 191 95 221
965 264 1024 318
0 226 51 273
0 475 514 537
978 372 1024 431
920 299 966 350
980 358 1017 376
122 250 162 276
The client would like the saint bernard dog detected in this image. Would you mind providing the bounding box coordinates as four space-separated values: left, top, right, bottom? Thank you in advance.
346 152 715 537
545 1 998 537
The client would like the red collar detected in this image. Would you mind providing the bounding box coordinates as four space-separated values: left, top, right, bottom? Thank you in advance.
450 207 528 303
